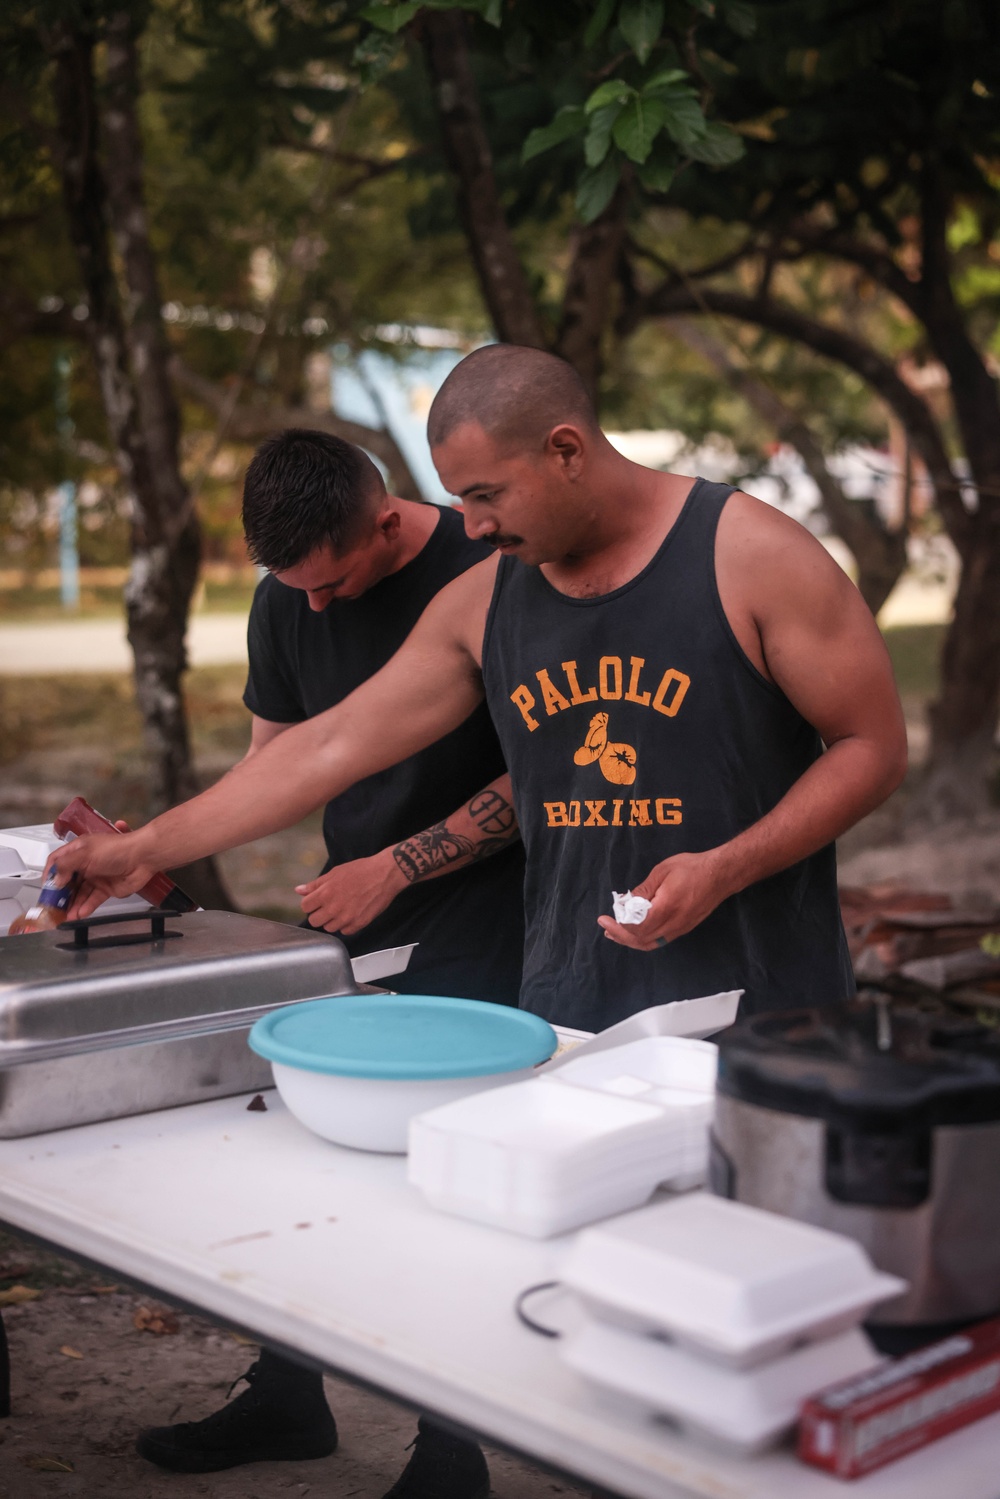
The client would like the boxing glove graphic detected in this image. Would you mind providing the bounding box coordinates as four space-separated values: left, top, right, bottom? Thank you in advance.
573 713 638 785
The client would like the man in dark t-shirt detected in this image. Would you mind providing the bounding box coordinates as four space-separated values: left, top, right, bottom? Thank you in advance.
242 489 524 1005
137 430 521 1499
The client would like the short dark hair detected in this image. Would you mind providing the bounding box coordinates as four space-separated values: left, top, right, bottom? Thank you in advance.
242 429 385 571
427 345 599 452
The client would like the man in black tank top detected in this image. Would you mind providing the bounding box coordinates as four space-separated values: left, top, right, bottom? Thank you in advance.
57 352 908 1033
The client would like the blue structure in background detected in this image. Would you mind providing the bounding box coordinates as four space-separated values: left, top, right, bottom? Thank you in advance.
58 480 79 611
329 345 467 504
54 351 79 610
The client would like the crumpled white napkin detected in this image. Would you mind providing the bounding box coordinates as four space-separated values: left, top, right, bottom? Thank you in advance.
612 889 651 925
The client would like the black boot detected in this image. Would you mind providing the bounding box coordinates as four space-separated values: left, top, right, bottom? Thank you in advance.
135 1347 337 1473
384 1418 489 1499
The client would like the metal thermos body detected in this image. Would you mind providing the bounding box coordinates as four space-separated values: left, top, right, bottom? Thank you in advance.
710 1000 1000 1331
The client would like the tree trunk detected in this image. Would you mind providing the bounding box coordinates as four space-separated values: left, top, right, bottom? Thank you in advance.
924 518 1000 812
555 186 630 405
670 320 907 614
916 167 1000 801
48 14 232 909
420 11 547 350
630 283 967 537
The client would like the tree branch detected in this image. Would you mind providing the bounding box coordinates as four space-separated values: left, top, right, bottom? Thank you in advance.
173 361 425 502
781 219 922 313
670 318 907 614
627 233 758 289
419 11 546 350
627 281 968 544
271 128 425 179
918 161 1000 495
0 294 89 348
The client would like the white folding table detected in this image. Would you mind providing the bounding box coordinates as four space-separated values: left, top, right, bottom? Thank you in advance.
0 1092 997 1499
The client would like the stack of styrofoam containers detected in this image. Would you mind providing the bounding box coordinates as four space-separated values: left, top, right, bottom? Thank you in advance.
0 824 149 936
559 1195 905 1453
407 1036 717 1237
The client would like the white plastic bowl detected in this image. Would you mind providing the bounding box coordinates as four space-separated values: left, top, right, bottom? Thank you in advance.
272 1060 540 1154
250 994 558 1154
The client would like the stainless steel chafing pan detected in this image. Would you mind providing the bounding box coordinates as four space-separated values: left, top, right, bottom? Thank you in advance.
0 908 362 1136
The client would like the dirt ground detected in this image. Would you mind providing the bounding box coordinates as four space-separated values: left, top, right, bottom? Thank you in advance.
0 1233 588 1499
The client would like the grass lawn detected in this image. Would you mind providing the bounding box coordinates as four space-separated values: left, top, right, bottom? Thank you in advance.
881 622 945 701
0 664 252 766
0 580 257 621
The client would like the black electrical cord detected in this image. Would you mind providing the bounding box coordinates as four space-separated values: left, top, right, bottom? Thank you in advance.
515 1280 564 1339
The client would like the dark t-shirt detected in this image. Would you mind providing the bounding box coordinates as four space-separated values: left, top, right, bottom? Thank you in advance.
243 505 525 1004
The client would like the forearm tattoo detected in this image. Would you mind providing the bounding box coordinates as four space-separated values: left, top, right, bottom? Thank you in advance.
392 788 519 884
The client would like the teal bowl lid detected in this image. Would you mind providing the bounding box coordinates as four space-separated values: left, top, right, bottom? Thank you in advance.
248 994 557 1080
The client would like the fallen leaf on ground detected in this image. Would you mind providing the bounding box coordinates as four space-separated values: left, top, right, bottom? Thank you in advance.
133 1305 180 1335
21 1455 75 1472
0 1284 41 1306
246 1093 268 1111
59 1345 84 1359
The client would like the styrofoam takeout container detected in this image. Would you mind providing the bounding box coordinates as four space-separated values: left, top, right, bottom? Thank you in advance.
0 825 65 870
561 1317 882 1453
561 1195 907 1368
408 1036 718 1236
555 1035 718 1100
250 994 557 1154
409 1077 678 1235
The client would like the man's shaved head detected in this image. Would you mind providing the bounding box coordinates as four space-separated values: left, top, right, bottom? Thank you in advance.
428 345 599 453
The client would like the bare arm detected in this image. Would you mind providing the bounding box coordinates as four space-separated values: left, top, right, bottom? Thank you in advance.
243 714 296 761
50 561 495 912
601 497 908 950
297 773 520 934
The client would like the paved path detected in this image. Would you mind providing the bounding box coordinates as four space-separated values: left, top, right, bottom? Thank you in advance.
0 614 249 675
0 571 954 676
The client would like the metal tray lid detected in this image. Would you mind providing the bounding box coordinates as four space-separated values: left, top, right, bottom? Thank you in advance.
0 909 358 1050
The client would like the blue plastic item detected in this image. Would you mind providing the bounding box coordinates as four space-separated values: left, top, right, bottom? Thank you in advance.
249 994 557 1080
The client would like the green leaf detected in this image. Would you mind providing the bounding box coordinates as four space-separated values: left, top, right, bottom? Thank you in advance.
575 154 621 222
585 79 635 113
637 155 676 192
619 0 664 65
521 105 587 163
659 93 708 146
612 95 668 163
643 68 691 94
436 0 502 22
583 0 617 48
353 29 404 82
720 0 757 37
584 103 622 167
685 120 746 165
360 2 421 34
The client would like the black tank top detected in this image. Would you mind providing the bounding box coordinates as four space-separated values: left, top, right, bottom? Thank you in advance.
481 479 854 1030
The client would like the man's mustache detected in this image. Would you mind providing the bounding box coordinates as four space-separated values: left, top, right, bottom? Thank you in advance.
485 533 524 549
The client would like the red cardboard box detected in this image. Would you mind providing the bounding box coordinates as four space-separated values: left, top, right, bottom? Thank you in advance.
798 1316 1000 1479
